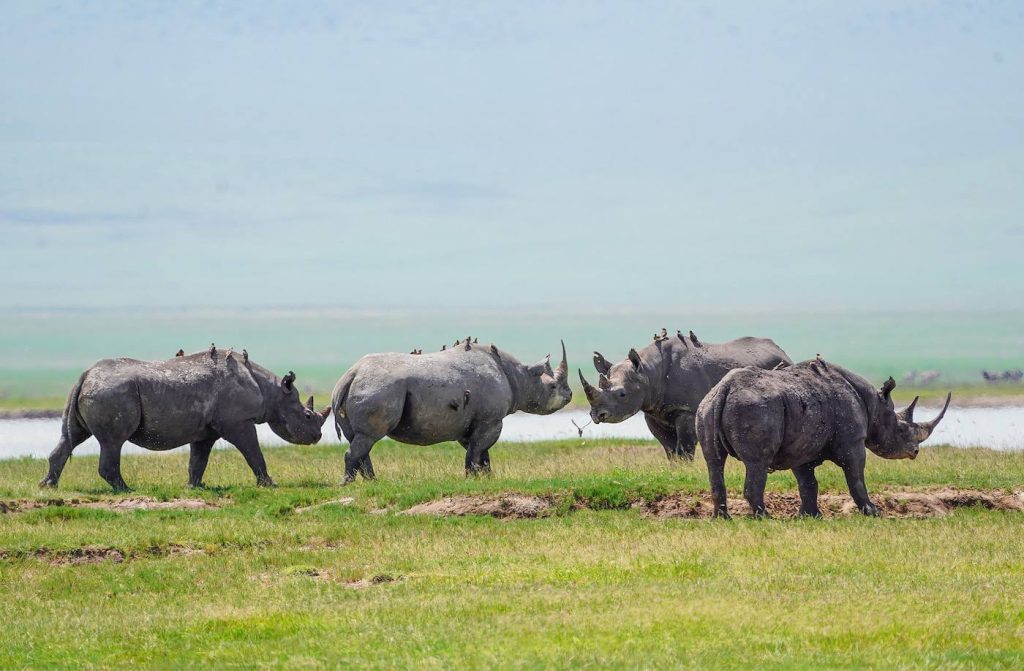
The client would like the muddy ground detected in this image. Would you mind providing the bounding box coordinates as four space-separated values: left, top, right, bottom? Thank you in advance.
403 488 1024 520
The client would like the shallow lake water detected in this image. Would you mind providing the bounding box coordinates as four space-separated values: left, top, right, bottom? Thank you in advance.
1 405 1020 461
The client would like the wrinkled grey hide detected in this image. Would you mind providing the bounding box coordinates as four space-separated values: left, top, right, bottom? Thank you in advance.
331 340 571 482
695 358 951 518
579 333 791 459
40 348 330 491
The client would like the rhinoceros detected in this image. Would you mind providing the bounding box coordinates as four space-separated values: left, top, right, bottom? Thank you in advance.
578 331 791 459
331 338 572 483
40 345 330 491
695 357 951 518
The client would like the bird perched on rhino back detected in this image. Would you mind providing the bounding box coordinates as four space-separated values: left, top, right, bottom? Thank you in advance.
39 348 331 491
695 359 952 519
578 331 791 460
330 340 572 483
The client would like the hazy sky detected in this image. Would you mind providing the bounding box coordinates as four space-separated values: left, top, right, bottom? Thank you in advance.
1 1 1021 311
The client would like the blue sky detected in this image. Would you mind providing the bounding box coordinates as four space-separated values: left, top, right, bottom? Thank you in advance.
1 1 1021 311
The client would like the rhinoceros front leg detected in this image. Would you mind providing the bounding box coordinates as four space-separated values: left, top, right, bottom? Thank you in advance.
221 424 275 487
792 462 821 518
463 422 502 476
644 415 678 460
98 439 131 492
835 442 879 516
674 414 697 460
188 437 218 488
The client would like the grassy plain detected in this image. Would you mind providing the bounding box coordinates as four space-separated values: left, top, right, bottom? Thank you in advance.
2 439 1023 669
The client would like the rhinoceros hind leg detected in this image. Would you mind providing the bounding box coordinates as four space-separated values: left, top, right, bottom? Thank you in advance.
40 431 91 488
98 440 131 492
462 422 502 476
343 435 378 484
188 437 218 488
222 423 275 487
742 462 771 518
793 463 822 518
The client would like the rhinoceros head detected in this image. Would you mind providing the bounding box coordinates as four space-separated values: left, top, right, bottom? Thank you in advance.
518 341 572 414
578 348 646 423
266 371 331 445
868 377 952 459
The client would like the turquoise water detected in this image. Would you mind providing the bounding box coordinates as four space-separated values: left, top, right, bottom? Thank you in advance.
1 309 1021 398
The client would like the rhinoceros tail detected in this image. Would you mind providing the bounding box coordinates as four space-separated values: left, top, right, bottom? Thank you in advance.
696 381 729 462
61 371 91 447
330 370 356 441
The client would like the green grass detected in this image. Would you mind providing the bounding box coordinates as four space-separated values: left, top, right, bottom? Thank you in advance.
2 439 1024 669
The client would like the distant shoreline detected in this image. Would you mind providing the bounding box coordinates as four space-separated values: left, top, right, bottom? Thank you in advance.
3 390 1024 421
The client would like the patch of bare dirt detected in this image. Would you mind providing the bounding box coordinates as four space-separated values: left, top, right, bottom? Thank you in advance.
403 494 553 518
0 496 221 514
639 488 1024 519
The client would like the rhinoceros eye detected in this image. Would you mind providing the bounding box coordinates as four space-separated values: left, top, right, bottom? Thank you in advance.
618 391 626 398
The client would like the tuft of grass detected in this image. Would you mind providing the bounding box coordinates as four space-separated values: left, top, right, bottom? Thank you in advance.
1 439 1023 669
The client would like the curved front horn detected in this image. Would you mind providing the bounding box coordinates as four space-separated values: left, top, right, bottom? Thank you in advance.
319 406 331 421
896 396 919 422
914 392 952 442
305 395 315 411
555 340 568 379
578 369 598 403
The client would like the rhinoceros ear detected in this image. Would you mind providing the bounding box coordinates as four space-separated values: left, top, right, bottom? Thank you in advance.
281 371 296 392
529 355 551 376
879 376 896 400
627 348 642 371
593 352 612 375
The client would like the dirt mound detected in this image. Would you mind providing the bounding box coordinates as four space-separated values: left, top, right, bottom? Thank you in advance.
0 496 220 514
404 494 552 518
640 488 1024 519
401 489 1024 520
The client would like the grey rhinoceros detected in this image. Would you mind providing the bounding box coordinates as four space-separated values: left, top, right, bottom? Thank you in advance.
40 345 330 491
578 331 791 459
331 338 572 483
695 357 951 518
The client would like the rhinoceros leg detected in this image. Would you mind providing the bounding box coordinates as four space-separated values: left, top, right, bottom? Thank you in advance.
644 415 678 460
188 437 218 488
699 442 730 519
40 431 91 488
221 423 275 487
792 463 822 518
673 414 697 460
98 440 131 492
742 461 771 518
835 443 879 516
462 422 502 476
343 434 378 484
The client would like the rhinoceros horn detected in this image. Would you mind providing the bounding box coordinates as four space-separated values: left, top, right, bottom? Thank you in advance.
912 392 952 442
896 396 919 422
598 373 611 390
555 340 568 380
578 369 598 402
305 395 315 411
319 405 331 421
